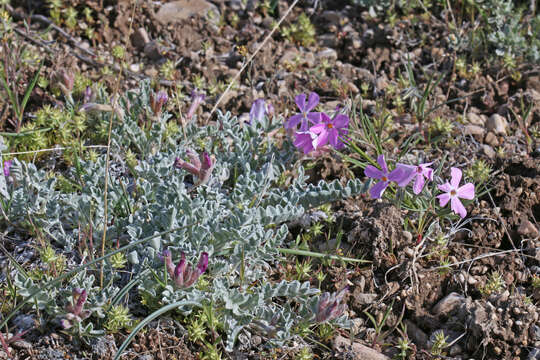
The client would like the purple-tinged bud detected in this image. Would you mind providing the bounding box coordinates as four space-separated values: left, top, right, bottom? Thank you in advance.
186 90 205 121
73 289 87 316
3 160 12 177
196 252 209 275
174 253 187 287
315 287 348 323
150 90 168 115
249 99 267 125
174 157 200 176
185 149 201 170
201 152 212 170
162 250 176 280
83 86 93 103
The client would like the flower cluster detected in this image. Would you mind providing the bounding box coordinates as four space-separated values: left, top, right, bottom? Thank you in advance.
174 149 214 185
60 288 91 329
285 92 349 154
315 287 348 323
162 250 209 288
149 90 168 115
365 155 475 218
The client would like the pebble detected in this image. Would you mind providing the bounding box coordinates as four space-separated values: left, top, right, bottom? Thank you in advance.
353 293 378 305
432 292 465 316
467 112 485 126
484 131 499 147
464 124 485 138
487 114 508 135
131 27 150 49
402 231 413 242
319 33 338 48
518 219 539 237
155 0 219 24
333 335 390 360
317 48 338 61
129 64 140 73
482 145 496 159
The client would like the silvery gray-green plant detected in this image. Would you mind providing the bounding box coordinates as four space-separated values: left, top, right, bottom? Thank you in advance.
1 80 369 354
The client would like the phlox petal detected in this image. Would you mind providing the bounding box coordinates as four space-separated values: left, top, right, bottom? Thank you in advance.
333 114 349 128
413 175 425 194
457 183 475 200
451 197 467 218
295 94 306 111
437 193 451 207
365 165 383 179
388 167 409 183
310 123 326 134
328 129 339 147
285 114 303 129
376 155 388 174
437 182 452 193
450 167 462 188
306 92 319 112
316 130 329 147
369 180 388 199
307 112 322 124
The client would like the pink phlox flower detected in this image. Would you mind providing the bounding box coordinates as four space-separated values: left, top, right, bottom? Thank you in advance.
436 167 475 218
293 131 319 154
285 92 321 131
163 250 209 288
309 112 349 149
364 155 410 199
396 161 434 194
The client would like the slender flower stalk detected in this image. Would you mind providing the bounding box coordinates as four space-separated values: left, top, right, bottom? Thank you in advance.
437 167 475 218
162 250 209 288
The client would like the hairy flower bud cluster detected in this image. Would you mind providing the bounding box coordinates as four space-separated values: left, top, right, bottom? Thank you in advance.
315 287 348 323
163 250 209 288
61 288 91 329
174 149 214 185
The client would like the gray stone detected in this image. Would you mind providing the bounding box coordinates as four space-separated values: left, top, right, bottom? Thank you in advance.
317 48 338 61
518 219 539 237
484 131 499 147
353 293 378 305
333 335 390 360
91 335 117 359
487 114 508 135
155 0 219 24
131 27 150 49
467 112 485 126
482 145 496 159
432 292 465 316
319 33 338 48
464 124 485 138
404 320 428 347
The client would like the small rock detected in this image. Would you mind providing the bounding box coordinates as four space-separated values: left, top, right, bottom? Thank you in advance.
347 81 359 94
352 292 378 306
91 335 117 359
251 335 262 346
482 145 496 159
321 10 342 25
131 27 150 49
484 131 499 147
449 343 463 356
404 320 428 347
143 41 164 61
12 340 32 350
432 292 465 316
155 0 219 24
402 231 413 242
317 48 338 61
144 67 158 78
518 219 539 237
464 124 485 138
319 33 338 48
487 114 508 135
467 112 485 126
333 335 390 360
129 63 140 73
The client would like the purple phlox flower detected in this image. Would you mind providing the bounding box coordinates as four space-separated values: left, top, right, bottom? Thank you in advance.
186 89 206 121
174 150 214 185
150 90 168 115
315 287 348 323
163 250 209 288
364 155 410 199
61 288 91 329
396 161 434 194
249 98 273 125
436 167 475 218
3 160 12 177
293 130 319 154
285 92 321 131
309 112 349 149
